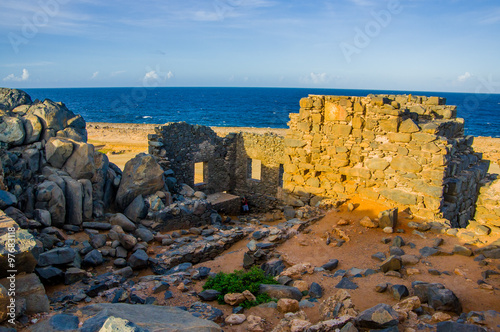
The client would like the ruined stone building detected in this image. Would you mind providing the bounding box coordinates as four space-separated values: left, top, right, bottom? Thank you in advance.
148 94 493 229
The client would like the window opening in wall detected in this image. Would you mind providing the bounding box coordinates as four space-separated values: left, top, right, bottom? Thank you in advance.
194 162 206 185
247 158 262 181
278 164 284 188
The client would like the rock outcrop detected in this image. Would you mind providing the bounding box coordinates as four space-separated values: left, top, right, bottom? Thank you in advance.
28 303 223 332
116 153 165 210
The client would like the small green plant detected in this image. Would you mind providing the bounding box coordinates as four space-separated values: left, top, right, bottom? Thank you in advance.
203 266 278 308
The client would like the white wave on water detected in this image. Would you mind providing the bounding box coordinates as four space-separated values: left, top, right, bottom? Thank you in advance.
142 116 152 119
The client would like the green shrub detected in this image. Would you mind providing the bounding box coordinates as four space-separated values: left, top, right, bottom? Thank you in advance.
203 266 278 308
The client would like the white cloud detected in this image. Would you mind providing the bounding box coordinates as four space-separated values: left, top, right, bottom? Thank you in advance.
457 72 472 82
91 71 99 79
307 72 331 85
3 68 29 82
144 70 160 81
143 70 174 82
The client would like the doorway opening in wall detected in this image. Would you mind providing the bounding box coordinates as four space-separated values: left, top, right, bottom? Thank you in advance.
247 158 262 181
194 162 206 185
278 164 284 187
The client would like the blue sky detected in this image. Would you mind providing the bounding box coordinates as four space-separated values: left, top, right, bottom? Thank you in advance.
0 0 499 92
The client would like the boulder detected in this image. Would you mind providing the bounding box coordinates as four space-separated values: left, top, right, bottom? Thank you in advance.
380 255 402 272
0 190 17 210
79 179 93 221
48 314 80 331
199 290 221 302
83 249 104 267
23 148 41 172
34 209 51 227
124 195 148 222
0 283 9 323
57 126 87 142
259 284 302 301
37 247 76 267
379 208 398 229
277 298 299 313
64 267 86 285
0 273 49 315
30 303 223 331
36 181 66 228
224 293 246 306
360 216 378 228
0 116 25 146
62 141 95 179
45 137 74 169
319 290 358 320
27 99 76 133
116 153 165 210
427 285 462 314
35 266 64 285
0 88 32 111
321 259 339 271
225 314 246 325
22 114 43 144
356 303 399 330
63 177 83 226
90 234 107 249
0 211 38 278
4 207 29 229
118 233 138 251
128 249 149 270
110 213 136 232
135 228 154 243
436 321 487 332
91 152 109 216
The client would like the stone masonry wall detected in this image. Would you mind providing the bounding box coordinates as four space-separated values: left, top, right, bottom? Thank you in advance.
283 94 488 225
148 123 285 211
148 122 235 195
233 132 284 211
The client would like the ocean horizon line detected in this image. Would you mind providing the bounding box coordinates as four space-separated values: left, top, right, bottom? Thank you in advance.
10 85 499 96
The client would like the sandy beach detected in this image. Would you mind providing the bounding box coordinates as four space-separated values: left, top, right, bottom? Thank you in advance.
87 122 500 173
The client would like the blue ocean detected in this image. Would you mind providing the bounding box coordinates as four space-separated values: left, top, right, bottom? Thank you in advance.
23 87 500 138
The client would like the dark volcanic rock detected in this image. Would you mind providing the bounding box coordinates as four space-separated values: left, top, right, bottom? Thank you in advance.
261 259 286 276
37 247 76 267
335 278 358 290
128 249 149 270
436 321 487 332
49 313 80 331
259 284 303 301
321 259 339 271
198 290 221 302
28 303 223 332
83 249 104 267
356 303 399 330
391 284 409 300
309 282 323 298
36 266 64 285
412 281 461 314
